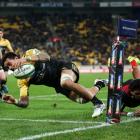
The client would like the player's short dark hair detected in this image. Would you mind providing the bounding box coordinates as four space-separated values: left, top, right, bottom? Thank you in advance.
2 52 19 68
129 79 140 91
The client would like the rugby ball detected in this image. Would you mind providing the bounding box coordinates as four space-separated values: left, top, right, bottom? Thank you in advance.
13 64 35 79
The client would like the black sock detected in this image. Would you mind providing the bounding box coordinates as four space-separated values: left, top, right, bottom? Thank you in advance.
94 81 105 90
91 96 103 106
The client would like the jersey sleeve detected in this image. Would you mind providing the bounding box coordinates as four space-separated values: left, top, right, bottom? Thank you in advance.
17 79 29 97
24 49 41 57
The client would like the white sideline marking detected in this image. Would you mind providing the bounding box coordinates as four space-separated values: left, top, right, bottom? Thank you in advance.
0 118 102 124
18 118 140 140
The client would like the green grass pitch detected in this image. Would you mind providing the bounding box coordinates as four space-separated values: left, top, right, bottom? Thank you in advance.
0 73 139 140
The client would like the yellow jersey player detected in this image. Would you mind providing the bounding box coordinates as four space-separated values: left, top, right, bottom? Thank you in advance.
0 28 13 64
2 49 106 117
0 28 14 103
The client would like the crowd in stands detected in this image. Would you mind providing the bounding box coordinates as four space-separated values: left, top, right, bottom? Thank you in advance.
0 13 140 65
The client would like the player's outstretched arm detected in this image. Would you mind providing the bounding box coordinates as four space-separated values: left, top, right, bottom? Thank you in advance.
3 95 29 108
2 94 28 108
14 51 50 67
15 80 29 108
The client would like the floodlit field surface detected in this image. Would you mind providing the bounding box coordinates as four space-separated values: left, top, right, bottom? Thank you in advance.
0 73 140 140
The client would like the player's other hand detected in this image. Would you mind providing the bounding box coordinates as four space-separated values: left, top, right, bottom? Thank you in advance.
2 94 17 104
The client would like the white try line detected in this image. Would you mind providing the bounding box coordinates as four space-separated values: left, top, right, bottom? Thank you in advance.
0 118 103 124
18 118 140 140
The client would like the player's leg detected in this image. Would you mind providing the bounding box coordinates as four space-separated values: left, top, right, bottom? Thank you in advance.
65 90 105 106
66 92 106 117
63 83 106 117
65 91 89 104
60 70 105 115
60 69 106 103
91 79 108 117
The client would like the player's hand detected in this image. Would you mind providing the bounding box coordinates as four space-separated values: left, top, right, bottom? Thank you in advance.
10 58 26 69
2 94 17 104
14 58 26 68
14 96 29 108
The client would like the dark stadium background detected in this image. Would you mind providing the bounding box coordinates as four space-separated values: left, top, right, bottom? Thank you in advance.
0 0 140 66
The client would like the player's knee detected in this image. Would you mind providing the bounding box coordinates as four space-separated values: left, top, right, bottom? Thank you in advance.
61 79 73 89
60 73 75 88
